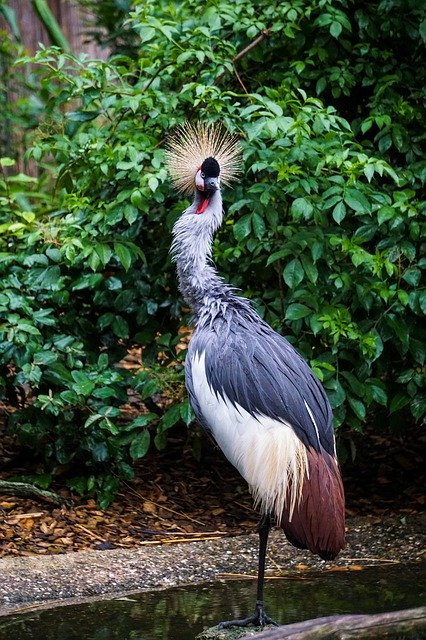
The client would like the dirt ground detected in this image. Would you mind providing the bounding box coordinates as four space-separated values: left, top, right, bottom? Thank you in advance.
0 417 424 557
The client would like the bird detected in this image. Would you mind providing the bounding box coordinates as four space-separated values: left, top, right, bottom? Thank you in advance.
166 122 346 629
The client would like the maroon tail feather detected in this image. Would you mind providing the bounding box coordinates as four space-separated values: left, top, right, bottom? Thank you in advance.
280 448 345 560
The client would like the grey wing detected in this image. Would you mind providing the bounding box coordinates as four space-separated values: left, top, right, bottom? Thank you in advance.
187 314 335 456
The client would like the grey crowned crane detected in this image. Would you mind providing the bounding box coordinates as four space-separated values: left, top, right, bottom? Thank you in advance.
166 123 345 628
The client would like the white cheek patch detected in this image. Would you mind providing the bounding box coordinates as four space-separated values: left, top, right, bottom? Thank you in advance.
195 169 205 191
190 351 308 521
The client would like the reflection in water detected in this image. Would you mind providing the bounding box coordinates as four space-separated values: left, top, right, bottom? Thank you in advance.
0 563 424 640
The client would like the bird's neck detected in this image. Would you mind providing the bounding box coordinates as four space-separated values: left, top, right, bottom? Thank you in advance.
171 189 232 314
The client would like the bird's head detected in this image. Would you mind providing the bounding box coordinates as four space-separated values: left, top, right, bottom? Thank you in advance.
195 157 220 193
165 122 241 213
194 156 221 214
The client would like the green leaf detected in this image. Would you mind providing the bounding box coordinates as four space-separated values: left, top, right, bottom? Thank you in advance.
411 394 426 421
266 248 292 266
148 176 159 192
97 353 109 370
361 118 373 134
378 134 392 153
245 119 265 141
0 157 15 167
347 395 366 420
17 322 41 335
91 442 109 462
386 316 409 352
402 267 421 287
131 189 143 208
316 77 327 95
332 201 346 224
179 399 194 425
341 371 365 398
311 241 324 262
309 314 324 335
344 188 371 213
84 413 103 429
363 164 375 182
397 290 409 306
33 351 57 366
72 273 104 290
252 213 266 239
112 316 129 338
154 430 167 451
100 409 121 422
233 215 252 242
420 17 426 44
377 206 395 225
126 414 157 430
130 429 150 460
59 390 79 404
45 247 61 262
367 380 387 406
160 404 182 431
419 290 426 316
283 258 304 289
27 266 61 290
114 243 132 271
291 198 313 220
389 394 411 414
324 378 346 408
92 388 117 399
285 303 312 320
95 243 113 267
88 250 101 272
71 370 95 396
19 237 40 258
300 255 318 284
330 21 342 38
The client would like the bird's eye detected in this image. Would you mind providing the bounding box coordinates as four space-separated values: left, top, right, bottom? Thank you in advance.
200 172 206 179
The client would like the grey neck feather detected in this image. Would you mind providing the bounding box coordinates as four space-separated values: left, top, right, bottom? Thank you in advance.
171 188 235 315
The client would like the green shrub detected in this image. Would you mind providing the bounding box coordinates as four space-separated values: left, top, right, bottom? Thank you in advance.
0 0 424 502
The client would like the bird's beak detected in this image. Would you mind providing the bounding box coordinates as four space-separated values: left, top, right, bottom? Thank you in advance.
204 177 219 192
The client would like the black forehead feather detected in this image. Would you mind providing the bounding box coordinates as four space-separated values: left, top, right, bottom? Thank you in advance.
201 156 220 177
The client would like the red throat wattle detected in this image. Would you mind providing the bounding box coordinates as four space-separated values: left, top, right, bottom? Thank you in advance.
196 196 210 214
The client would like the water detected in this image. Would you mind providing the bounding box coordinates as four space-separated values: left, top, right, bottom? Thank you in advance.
0 563 424 640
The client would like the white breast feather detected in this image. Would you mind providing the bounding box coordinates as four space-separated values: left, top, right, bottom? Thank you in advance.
190 351 308 520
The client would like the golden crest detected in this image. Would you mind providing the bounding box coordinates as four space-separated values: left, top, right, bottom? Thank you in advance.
165 122 242 195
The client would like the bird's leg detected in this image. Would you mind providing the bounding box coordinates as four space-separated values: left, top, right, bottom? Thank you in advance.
218 515 279 629
254 514 278 626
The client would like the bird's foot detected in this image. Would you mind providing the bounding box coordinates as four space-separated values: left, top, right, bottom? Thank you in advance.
218 600 278 629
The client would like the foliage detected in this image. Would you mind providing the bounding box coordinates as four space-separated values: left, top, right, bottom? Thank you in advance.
0 153 193 505
0 0 424 502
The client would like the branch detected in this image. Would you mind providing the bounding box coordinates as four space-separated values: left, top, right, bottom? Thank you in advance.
0 480 67 505
197 607 426 640
214 29 270 87
254 606 426 639
233 29 270 64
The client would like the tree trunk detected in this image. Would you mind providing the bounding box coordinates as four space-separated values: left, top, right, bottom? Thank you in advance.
3 0 106 57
